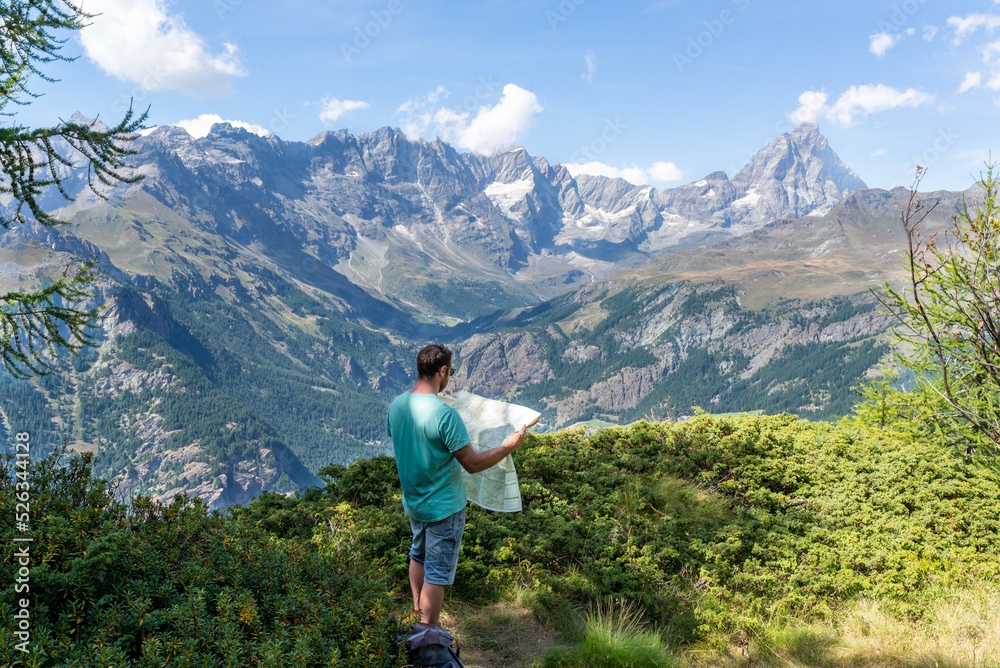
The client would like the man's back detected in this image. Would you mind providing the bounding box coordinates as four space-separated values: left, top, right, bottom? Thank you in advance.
388 343 529 630
387 392 470 523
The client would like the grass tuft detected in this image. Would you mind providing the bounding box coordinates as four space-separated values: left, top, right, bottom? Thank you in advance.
537 600 682 668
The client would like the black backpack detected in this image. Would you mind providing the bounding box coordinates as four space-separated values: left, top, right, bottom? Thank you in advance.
401 624 465 668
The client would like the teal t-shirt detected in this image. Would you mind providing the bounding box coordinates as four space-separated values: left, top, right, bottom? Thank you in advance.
387 392 471 523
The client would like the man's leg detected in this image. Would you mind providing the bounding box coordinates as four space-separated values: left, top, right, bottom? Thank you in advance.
418 508 465 627
408 516 428 618
418 582 446 626
409 558 425 612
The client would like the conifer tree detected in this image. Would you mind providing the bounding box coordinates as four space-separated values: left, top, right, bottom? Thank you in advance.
0 1 147 378
873 164 1000 458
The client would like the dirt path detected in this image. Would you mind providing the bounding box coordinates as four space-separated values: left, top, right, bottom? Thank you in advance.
398 600 567 668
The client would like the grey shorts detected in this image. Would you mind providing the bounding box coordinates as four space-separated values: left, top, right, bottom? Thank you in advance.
408 507 466 586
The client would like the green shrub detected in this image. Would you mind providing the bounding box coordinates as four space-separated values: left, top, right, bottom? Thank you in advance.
0 446 406 667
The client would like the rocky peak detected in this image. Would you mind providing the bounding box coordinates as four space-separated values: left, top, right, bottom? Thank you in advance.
488 147 537 184
203 122 269 141
67 111 110 132
730 123 867 226
572 173 642 209
341 126 480 186
148 125 196 143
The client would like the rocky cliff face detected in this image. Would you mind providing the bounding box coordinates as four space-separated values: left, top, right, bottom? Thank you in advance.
77 286 321 509
45 120 869 323
454 331 555 396
452 283 893 427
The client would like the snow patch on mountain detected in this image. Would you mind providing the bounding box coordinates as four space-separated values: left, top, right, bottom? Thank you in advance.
485 178 534 219
731 188 761 208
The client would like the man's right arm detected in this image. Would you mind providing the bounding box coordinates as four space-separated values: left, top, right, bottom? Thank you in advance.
452 425 528 474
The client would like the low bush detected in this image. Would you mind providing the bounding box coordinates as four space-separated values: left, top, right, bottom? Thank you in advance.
0 446 406 667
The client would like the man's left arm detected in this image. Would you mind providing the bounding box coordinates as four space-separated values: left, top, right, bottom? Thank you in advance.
453 425 528 474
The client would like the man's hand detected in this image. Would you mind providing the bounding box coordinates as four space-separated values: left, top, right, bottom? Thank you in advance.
502 424 528 452
454 424 531 474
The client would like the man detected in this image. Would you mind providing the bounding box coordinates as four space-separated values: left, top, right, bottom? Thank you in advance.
387 344 527 628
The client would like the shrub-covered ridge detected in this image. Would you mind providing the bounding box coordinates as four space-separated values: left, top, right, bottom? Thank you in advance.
5 412 998 665
275 412 1000 647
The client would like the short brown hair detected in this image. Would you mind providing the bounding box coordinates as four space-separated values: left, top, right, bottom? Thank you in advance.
416 344 452 379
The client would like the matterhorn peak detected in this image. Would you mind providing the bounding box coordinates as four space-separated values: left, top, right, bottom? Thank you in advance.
790 122 821 137
786 123 830 150
727 123 865 226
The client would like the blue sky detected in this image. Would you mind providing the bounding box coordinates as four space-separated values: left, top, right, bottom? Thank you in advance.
24 0 1000 191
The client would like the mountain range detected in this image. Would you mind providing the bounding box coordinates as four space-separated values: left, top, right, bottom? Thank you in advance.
0 118 975 507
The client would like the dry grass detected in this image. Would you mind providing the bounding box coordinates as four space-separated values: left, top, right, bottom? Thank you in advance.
399 582 1000 667
834 588 1000 667
438 599 567 668
693 583 1000 668
660 254 891 309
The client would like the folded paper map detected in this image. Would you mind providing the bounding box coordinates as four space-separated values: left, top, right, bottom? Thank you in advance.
440 391 540 512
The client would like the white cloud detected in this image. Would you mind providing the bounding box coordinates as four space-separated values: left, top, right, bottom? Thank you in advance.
174 114 269 139
396 86 448 114
959 71 983 93
582 51 598 84
788 85 934 128
947 13 1000 44
870 28 915 57
922 25 938 41
460 85 544 154
828 85 934 126
563 160 686 186
788 90 829 125
982 40 1000 64
946 19 1000 94
399 115 431 142
564 162 648 184
870 148 887 156
397 83 543 155
869 32 901 57
648 161 685 182
79 0 246 95
319 98 370 125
